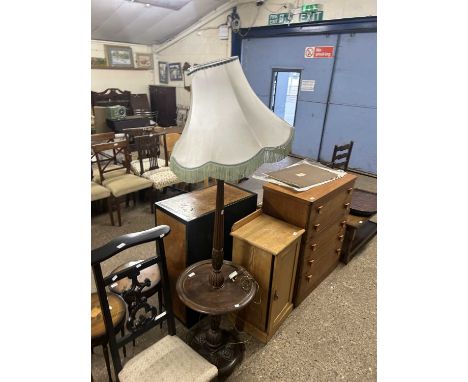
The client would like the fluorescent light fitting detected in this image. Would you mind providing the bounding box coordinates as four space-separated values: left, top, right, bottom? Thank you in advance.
131 0 192 10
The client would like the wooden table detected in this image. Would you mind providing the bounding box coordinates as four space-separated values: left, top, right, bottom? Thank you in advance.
340 214 377 264
176 260 257 378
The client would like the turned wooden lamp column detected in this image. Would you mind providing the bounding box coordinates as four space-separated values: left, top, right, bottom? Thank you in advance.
170 57 294 377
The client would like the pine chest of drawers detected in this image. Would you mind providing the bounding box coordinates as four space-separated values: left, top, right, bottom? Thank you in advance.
262 173 357 306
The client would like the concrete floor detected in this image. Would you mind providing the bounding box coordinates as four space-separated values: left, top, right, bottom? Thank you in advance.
91 159 376 381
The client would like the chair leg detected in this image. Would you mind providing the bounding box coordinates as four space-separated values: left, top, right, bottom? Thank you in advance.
150 188 158 214
132 192 137 207
121 327 126 358
125 194 130 207
158 287 163 329
107 197 114 226
115 197 122 226
102 344 113 382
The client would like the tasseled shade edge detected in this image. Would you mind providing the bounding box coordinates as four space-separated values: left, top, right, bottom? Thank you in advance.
169 129 294 183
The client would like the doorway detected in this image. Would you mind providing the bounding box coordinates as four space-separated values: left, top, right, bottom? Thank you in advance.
269 70 301 125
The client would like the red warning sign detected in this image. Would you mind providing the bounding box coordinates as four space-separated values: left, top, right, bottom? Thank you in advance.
304 46 334 58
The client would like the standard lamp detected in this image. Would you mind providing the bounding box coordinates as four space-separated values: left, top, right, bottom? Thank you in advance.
171 56 294 375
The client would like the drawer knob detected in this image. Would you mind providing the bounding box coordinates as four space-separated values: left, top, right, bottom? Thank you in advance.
310 243 317 251
316 205 323 214
306 275 313 282
308 259 315 265
347 187 353 193
336 248 341 254
341 220 347 227
338 235 344 242
313 224 320 231
344 202 350 209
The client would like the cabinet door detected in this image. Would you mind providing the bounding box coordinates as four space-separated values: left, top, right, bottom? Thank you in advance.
269 242 299 332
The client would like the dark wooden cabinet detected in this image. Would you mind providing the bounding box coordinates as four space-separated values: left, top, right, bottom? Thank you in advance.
262 174 357 306
149 85 177 127
155 184 257 327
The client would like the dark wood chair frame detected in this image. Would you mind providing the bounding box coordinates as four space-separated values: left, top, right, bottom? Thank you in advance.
331 140 354 171
92 139 149 226
91 225 176 380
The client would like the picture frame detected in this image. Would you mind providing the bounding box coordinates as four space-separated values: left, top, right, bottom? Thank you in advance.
169 63 183 81
158 62 168 84
135 53 153 69
91 57 107 69
105 45 134 68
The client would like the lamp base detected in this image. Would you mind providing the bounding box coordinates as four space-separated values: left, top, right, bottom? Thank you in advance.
186 319 244 378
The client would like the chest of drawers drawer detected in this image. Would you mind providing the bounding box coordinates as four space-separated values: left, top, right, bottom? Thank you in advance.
306 187 352 241
303 222 344 264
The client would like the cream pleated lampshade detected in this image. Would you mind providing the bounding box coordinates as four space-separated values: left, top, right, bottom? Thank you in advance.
170 56 294 182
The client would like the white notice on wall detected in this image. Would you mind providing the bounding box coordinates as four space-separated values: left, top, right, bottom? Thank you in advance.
301 80 315 92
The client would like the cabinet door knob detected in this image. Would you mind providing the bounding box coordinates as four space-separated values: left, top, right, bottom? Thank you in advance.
308 259 315 265
273 290 279 300
313 224 320 231
344 202 350 209
347 187 353 193
306 275 313 282
338 235 344 242
316 205 323 214
310 243 317 251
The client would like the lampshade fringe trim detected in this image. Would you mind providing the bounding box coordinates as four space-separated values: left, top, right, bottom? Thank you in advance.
170 130 294 183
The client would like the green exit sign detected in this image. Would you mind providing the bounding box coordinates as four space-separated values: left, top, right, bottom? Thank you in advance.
299 11 324 22
302 4 323 13
268 12 293 25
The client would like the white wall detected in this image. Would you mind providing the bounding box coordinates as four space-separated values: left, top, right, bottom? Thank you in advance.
154 0 376 107
91 40 156 97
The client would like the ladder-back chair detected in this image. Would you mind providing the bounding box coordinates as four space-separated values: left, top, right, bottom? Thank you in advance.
91 225 218 382
331 140 354 171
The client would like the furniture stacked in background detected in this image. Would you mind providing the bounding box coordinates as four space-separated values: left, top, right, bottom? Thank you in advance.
149 85 177 127
91 86 178 133
155 184 257 328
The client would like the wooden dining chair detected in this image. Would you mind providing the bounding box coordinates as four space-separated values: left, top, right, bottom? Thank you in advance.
91 132 129 183
92 140 153 226
134 134 183 213
91 225 218 382
331 140 354 171
91 181 114 226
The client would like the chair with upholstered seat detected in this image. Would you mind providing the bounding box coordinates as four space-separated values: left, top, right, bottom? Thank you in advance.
331 140 354 171
91 132 129 183
134 134 183 212
92 140 153 226
91 181 114 226
91 225 218 382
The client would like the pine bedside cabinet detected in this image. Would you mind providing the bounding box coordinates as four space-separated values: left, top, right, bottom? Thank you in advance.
231 210 305 343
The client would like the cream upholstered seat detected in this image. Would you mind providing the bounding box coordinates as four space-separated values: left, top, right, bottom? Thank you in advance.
119 335 217 382
91 181 111 201
91 181 114 225
102 174 152 198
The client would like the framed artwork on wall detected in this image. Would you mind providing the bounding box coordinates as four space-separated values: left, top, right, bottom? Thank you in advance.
158 62 168 84
169 63 183 81
135 53 153 69
105 45 134 68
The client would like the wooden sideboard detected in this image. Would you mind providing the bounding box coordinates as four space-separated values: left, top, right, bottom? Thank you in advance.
155 184 257 327
262 173 357 306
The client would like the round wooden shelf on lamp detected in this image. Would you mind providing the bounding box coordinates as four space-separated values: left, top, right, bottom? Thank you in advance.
176 259 257 376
